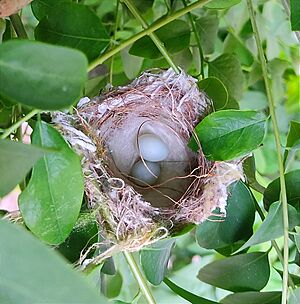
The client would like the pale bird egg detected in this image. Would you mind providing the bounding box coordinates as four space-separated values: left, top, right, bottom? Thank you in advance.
138 134 169 162
131 160 160 186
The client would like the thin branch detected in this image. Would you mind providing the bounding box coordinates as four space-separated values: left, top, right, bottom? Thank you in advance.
0 109 39 139
122 0 179 74
88 0 211 72
246 1 290 303
123 251 156 304
9 14 28 39
182 0 205 78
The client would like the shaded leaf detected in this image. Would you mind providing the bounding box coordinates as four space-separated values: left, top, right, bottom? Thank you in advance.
284 121 300 166
0 139 47 197
237 202 300 252
164 278 218 304
208 54 244 102
31 0 72 20
101 271 123 299
289 288 300 304
0 220 106 304
290 0 300 31
35 2 110 62
140 239 175 285
198 252 270 292
0 40 87 110
190 110 266 161
19 121 84 245
196 181 255 250
129 20 190 59
198 77 228 110
220 291 281 304
195 15 219 54
263 169 300 211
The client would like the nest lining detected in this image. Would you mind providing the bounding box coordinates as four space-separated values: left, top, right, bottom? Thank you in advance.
53 68 243 264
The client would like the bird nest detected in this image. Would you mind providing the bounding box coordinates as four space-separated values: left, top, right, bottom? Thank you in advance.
53 68 243 266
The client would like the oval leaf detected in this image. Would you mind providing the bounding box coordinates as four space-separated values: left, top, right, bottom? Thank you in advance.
196 181 255 250
140 239 175 285
198 77 228 110
0 139 47 197
164 278 218 304
0 220 106 304
0 40 87 110
237 202 300 252
198 252 270 292
208 54 244 102
220 291 281 304
129 20 190 59
263 169 300 211
18 121 84 245
31 0 72 20
35 2 110 61
190 110 266 161
205 0 241 9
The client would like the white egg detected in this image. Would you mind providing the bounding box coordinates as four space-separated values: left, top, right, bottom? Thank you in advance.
131 160 160 186
138 134 169 162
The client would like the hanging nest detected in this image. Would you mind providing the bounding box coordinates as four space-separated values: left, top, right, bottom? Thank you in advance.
53 68 243 266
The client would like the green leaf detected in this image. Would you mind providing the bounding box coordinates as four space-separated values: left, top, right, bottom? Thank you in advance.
195 15 219 55
198 252 270 292
220 291 281 304
0 140 47 197
19 121 84 245
101 271 123 299
290 0 300 31
35 2 110 62
295 227 300 253
198 77 228 110
208 54 244 102
196 181 255 250
129 20 190 59
0 220 106 304
190 110 266 161
140 239 175 285
237 202 300 252
205 0 241 9
163 278 218 304
263 169 300 211
284 121 300 166
0 40 87 110
31 0 72 20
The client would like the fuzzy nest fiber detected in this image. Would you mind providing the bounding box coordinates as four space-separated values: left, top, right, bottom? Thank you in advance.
53 68 243 265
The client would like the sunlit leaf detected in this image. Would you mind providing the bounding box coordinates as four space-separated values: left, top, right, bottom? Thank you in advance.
35 2 110 61
140 239 175 285
0 40 87 110
205 0 241 9
198 252 270 292
19 121 84 245
0 139 48 197
0 220 106 304
190 110 266 161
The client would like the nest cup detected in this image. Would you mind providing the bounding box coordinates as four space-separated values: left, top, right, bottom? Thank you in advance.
54 68 243 265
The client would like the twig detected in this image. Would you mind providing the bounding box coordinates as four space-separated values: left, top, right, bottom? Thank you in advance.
181 0 205 78
123 251 156 304
247 1 290 303
122 0 179 74
9 14 28 39
0 109 39 139
88 0 211 71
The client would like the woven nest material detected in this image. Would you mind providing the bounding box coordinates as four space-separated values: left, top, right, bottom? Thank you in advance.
53 68 243 266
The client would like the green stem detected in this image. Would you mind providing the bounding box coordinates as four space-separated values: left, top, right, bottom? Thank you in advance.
0 109 39 139
9 14 28 39
123 251 156 304
247 1 290 302
88 0 211 71
122 0 179 74
182 0 205 78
